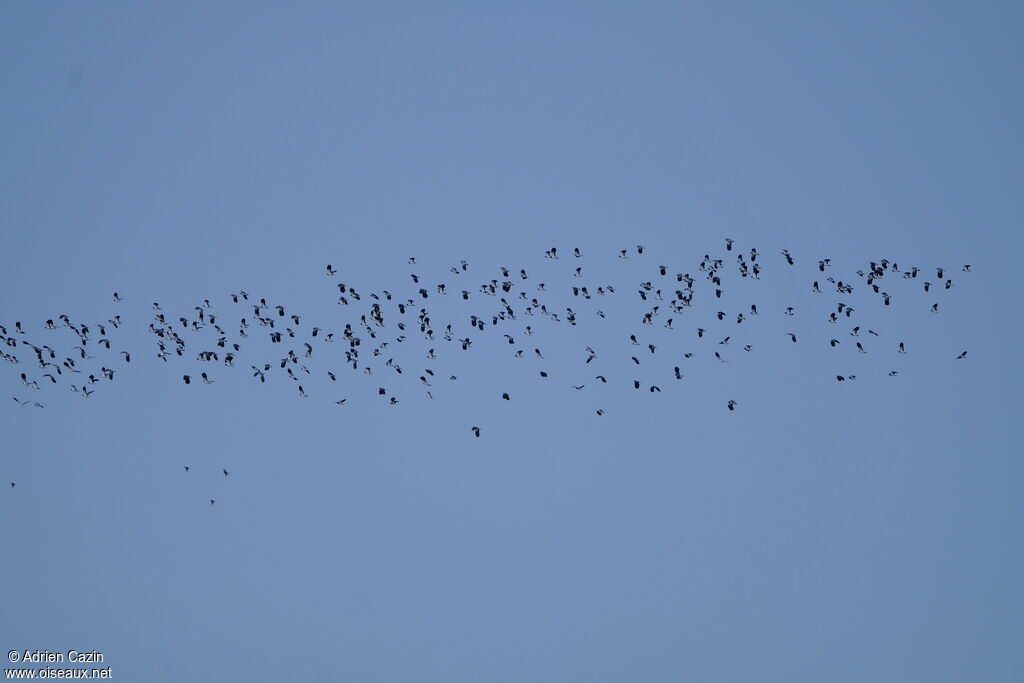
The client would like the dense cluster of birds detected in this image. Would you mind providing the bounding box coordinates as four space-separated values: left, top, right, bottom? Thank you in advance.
3 240 973 504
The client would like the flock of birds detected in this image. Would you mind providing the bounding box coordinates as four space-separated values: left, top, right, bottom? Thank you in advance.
3 240 973 504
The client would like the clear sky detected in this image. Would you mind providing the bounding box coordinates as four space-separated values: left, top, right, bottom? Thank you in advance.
2 2 1022 681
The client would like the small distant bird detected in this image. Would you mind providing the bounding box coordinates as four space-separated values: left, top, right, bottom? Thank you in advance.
471 426 481 437
955 351 968 359
184 466 190 472
727 400 737 411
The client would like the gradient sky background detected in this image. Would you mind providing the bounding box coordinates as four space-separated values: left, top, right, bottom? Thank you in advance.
2 2 1023 681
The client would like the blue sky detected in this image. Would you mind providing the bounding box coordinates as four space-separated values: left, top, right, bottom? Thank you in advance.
2 3 1022 681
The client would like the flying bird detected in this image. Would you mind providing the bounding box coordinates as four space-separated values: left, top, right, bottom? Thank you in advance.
1 241 976 445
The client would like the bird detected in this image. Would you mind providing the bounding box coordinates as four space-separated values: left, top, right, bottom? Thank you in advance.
0 241 976 444
471 426 481 437
727 400 737 411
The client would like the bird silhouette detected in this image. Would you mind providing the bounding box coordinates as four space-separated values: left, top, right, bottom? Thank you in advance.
1 241 977 472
